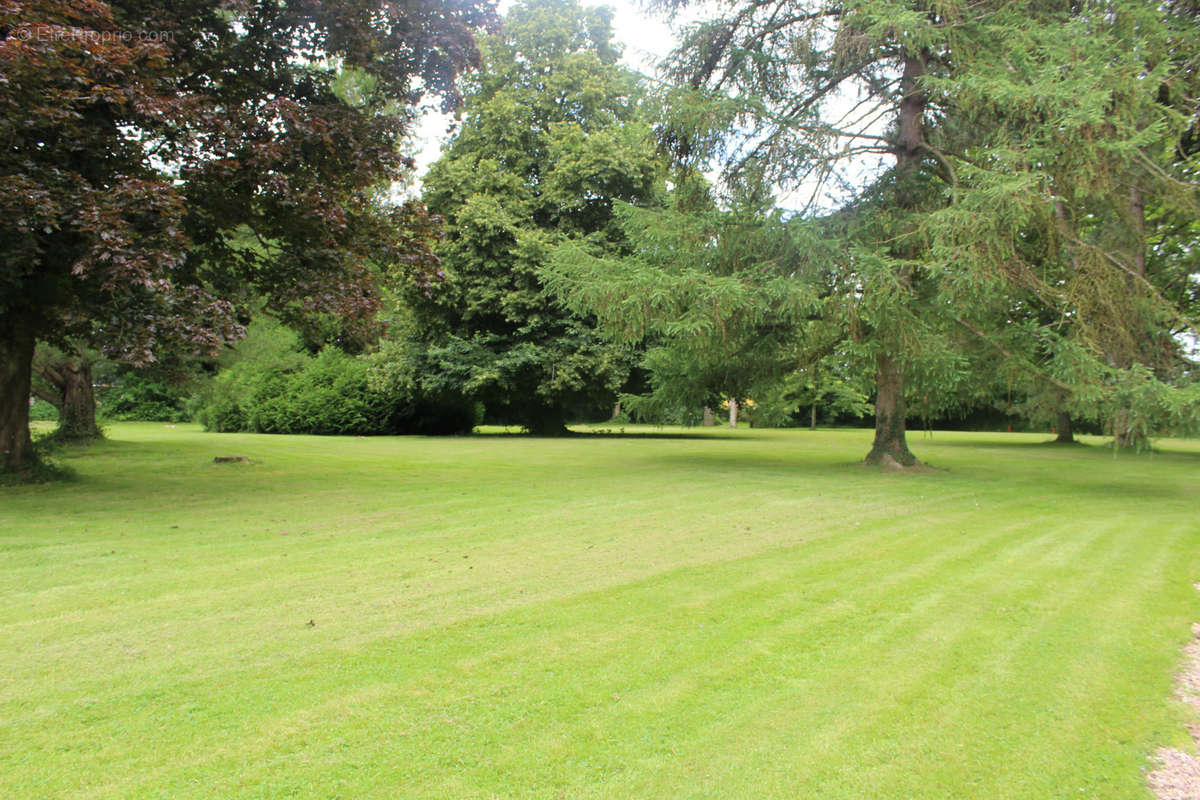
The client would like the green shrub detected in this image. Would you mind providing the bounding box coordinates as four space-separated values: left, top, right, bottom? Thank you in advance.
193 317 481 436
192 318 309 432
29 398 58 422
99 375 189 422
247 349 397 435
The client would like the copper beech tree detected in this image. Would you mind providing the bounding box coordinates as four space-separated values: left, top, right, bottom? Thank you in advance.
0 0 496 471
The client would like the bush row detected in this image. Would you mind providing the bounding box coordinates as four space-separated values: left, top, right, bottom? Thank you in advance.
192 323 477 435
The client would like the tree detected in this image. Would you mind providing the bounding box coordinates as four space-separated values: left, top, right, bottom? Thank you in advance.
637 0 1198 460
921 0 1200 449
618 0 1031 467
31 344 102 440
544 173 824 429
1 0 496 472
395 0 665 434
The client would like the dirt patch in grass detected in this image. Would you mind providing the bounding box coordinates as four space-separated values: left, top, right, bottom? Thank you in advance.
1147 587 1200 800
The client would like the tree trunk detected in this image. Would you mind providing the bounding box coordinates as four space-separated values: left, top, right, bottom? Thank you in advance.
1112 409 1146 451
1129 185 1146 277
1054 410 1074 444
701 406 714 427
611 402 621 420
57 358 100 439
865 354 918 467
1 320 35 472
728 398 738 429
862 51 924 469
33 351 101 440
810 403 817 431
1110 186 1147 452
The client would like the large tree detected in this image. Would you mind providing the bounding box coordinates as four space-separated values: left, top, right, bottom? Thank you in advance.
395 0 665 434
922 0 1200 449
555 0 997 465
626 0 1197 460
0 0 496 471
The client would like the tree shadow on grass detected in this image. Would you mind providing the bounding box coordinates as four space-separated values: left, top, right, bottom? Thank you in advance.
475 427 743 441
930 437 1200 462
646 442 1198 505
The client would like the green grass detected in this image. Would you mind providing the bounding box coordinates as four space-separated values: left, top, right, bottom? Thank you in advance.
2 423 1198 799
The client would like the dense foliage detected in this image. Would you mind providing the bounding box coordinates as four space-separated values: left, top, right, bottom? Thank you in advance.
12 0 1199 460
99 375 190 423
193 320 477 435
1 0 496 470
390 0 666 433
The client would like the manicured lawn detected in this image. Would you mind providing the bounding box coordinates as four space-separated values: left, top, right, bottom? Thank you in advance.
1 423 1198 798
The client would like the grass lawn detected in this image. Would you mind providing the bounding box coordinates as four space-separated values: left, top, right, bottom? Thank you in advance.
2 423 1198 799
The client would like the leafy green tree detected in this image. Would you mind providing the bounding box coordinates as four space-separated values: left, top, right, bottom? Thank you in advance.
605 0 1018 466
608 0 1198 461
396 0 665 434
1 0 495 473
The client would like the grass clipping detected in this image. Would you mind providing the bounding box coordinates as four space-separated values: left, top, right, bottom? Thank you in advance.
1147 585 1200 800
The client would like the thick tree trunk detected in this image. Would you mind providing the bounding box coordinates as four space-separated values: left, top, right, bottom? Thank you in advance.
865 354 918 467
1 321 35 472
701 406 715 427
57 359 100 439
728 398 738 429
33 352 101 440
1054 410 1075 444
810 403 817 431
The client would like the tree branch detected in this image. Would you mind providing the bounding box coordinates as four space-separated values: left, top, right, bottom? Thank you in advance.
955 318 1075 393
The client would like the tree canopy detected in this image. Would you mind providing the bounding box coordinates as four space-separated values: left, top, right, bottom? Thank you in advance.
1 0 496 471
546 0 1200 460
387 0 666 434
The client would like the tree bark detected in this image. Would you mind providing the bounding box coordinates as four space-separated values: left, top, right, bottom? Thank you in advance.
865 354 918 467
702 406 715 427
863 51 925 468
57 358 100 439
1129 185 1146 278
1 320 35 472
810 403 817 431
1054 410 1074 444
728 398 738 429
33 352 101 440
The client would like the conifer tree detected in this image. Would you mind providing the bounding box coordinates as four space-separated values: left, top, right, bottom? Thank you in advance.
923 0 1200 449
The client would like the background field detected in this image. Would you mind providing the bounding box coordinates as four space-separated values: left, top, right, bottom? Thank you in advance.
2 423 1198 799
